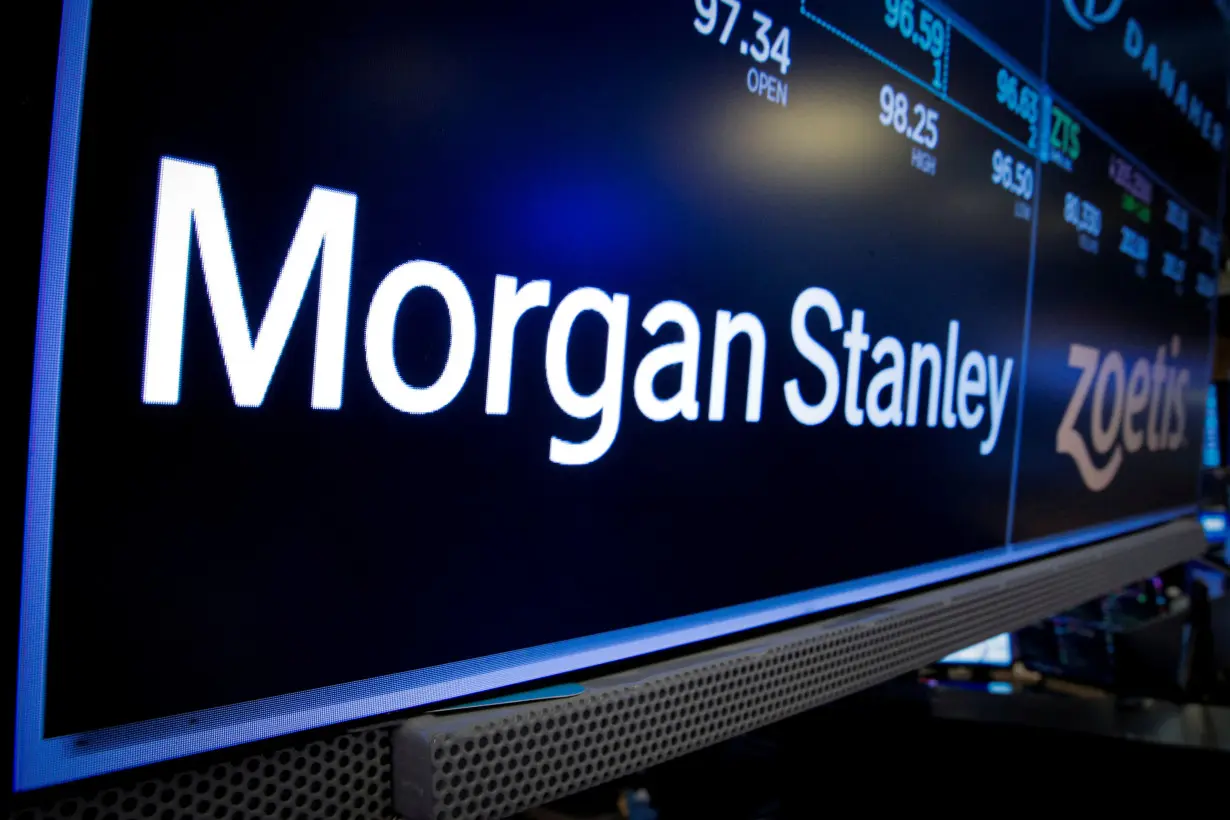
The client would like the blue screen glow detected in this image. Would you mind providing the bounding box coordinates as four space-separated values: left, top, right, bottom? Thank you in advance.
1205 386 1221 468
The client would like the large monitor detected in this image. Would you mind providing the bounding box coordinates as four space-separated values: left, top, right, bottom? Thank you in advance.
13 0 1227 797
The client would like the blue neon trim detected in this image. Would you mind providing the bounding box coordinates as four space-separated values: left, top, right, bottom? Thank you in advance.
797 5 926 87
14 502 1194 790
1206 100 1227 487
799 3 1031 155
1193 57 1227 503
941 84 1032 154
942 16 951 94
1040 92 1053 163
14 0 92 793
1003 154 1044 546
923 0 1044 96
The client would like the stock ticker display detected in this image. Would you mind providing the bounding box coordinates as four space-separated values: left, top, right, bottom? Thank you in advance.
15 0 1228 787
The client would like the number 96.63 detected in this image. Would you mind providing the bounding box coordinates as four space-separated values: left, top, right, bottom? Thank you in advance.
878 84 938 149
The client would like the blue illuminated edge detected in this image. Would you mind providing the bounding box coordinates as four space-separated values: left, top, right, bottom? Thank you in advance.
11 0 1211 793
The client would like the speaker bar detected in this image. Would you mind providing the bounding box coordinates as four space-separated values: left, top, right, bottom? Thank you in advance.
392 518 1204 820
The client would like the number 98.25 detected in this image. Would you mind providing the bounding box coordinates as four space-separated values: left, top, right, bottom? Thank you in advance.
878 84 939 149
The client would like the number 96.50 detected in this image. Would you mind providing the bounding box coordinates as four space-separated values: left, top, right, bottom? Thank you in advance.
878 84 938 150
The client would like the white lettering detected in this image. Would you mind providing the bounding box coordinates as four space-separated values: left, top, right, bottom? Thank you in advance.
784 288 842 426
865 336 905 428
365 260 477 415
911 147 937 176
982 356 1012 456
842 309 871 427
485 275 551 415
956 351 987 430
545 287 630 466
142 157 357 409
906 342 942 428
633 300 702 422
708 310 766 423
747 68 788 107
143 160 1029 461
941 320 960 429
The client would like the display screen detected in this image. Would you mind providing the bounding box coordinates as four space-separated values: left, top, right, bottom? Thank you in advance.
16 0 1226 789
939 633 1015 667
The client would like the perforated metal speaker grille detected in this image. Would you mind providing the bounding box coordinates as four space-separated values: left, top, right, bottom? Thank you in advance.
10 519 1203 820
391 519 1204 820
10 729 397 820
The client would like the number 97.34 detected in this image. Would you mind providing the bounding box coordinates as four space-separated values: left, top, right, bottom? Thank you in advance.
878 84 938 149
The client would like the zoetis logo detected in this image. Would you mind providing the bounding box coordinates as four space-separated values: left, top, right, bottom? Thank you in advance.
1056 337 1191 491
